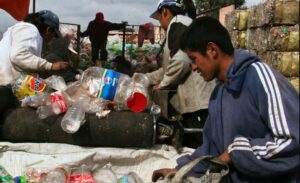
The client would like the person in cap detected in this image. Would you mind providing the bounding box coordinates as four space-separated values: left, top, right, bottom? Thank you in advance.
0 10 70 123
80 12 127 66
146 0 216 148
152 16 299 183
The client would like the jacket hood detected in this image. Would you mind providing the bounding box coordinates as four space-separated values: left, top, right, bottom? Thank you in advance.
225 49 259 91
95 12 104 24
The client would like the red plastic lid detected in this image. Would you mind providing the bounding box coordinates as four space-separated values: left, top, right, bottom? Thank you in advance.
126 92 147 112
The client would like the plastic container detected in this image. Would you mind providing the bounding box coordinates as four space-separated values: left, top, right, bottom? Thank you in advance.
39 168 67 183
80 67 150 112
35 92 69 119
69 165 95 183
44 75 67 91
0 165 15 183
92 167 117 183
126 73 150 112
11 74 48 99
61 94 90 133
22 92 51 108
117 172 144 183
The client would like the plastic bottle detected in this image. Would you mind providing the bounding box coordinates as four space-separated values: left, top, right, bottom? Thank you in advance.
64 81 90 104
11 74 48 100
22 92 51 108
126 73 150 112
80 67 150 112
39 168 67 183
36 92 68 119
117 172 144 183
69 164 95 183
80 67 131 101
44 75 67 91
13 176 27 183
92 167 117 183
0 165 15 183
61 94 90 133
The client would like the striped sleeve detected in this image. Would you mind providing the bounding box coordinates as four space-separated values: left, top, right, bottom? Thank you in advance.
228 62 299 176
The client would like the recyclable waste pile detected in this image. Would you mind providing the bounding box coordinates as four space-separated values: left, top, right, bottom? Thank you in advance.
12 67 152 134
1 163 144 183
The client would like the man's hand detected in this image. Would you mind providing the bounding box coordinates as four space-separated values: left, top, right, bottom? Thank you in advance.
152 168 177 182
51 61 70 71
152 84 160 91
218 150 231 164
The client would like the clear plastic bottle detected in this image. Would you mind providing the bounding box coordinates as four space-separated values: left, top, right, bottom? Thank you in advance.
69 164 95 183
35 92 69 119
92 167 117 183
39 168 67 183
44 75 67 91
22 92 51 108
126 73 150 112
80 67 131 102
80 67 150 112
61 94 90 133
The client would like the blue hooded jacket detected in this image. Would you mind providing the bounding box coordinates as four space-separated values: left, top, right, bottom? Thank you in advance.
176 49 299 183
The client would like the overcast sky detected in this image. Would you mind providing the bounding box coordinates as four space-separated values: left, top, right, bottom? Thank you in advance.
0 0 262 32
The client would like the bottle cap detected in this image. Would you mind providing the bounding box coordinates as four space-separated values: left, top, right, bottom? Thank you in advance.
126 92 147 112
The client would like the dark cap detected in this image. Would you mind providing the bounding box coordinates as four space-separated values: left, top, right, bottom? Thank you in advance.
150 0 183 20
38 10 61 37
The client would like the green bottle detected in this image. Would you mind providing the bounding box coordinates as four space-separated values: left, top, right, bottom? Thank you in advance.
0 165 15 183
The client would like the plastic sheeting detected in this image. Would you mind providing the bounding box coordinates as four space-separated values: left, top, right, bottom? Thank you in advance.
0 142 194 182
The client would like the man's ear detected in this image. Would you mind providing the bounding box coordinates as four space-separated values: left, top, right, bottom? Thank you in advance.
206 42 218 60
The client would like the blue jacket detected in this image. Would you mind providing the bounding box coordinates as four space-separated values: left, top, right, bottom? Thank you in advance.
176 49 299 183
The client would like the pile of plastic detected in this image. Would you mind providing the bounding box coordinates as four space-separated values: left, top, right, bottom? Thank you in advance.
12 67 153 134
1 164 144 183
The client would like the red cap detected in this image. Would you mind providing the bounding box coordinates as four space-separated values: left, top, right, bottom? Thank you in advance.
126 92 147 113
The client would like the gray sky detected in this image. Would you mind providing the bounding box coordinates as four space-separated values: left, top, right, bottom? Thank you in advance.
0 0 262 32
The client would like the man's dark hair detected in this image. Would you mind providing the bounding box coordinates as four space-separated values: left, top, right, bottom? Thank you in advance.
24 12 58 37
180 16 234 55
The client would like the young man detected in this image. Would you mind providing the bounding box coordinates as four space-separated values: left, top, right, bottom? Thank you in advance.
147 0 216 148
152 16 299 182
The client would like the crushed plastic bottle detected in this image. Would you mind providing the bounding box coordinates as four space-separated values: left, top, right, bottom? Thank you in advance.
44 75 67 91
61 94 90 133
92 166 117 183
80 67 131 102
117 172 144 183
36 92 68 119
21 92 51 108
69 165 96 183
80 67 150 112
39 168 67 183
11 74 48 100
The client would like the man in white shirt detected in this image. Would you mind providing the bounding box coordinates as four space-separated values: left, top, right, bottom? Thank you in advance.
0 10 70 124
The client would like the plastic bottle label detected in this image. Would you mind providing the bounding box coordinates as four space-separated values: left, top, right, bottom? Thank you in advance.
69 174 96 183
15 75 47 99
97 69 120 101
50 93 67 113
